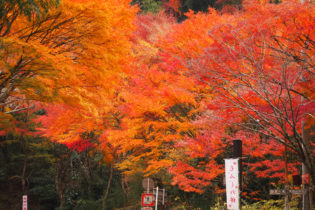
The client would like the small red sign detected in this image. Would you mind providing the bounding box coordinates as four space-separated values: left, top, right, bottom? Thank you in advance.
141 193 155 207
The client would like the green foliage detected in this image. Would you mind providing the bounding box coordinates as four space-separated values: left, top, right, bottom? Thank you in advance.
0 0 59 19
72 199 101 210
181 0 216 12
242 199 284 210
0 132 132 209
0 109 129 209
132 0 162 13
0 0 59 36
210 197 302 210
242 196 301 210
0 134 57 209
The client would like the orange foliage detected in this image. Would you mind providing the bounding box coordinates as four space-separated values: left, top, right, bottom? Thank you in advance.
35 0 314 194
37 0 138 147
108 12 202 176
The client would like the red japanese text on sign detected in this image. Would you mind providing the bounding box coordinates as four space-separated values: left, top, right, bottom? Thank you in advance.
225 159 239 210
22 195 27 210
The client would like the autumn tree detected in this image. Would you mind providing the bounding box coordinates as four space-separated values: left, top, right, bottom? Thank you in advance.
11 0 137 140
1 1 139 208
159 0 314 192
39 10 188 180
1 0 137 117
105 12 203 179
0 0 58 106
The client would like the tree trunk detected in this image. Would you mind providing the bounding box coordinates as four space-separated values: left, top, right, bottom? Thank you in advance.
121 173 129 205
21 157 27 195
55 161 65 210
102 163 113 210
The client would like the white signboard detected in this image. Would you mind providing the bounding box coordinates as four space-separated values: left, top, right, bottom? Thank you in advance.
225 159 240 210
22 195 27 210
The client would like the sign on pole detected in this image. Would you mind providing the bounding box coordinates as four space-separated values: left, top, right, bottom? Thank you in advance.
141 207 153 210
22 195 27 210
225 158 240 210
153 188 167 204
141 193 155 207
142 178 155 193
270 189 306 195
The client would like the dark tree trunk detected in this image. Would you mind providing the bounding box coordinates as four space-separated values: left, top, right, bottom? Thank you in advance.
102 163 113 210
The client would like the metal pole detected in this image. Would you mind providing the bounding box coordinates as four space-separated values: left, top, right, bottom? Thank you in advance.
162 188 165 205
155 186 158 210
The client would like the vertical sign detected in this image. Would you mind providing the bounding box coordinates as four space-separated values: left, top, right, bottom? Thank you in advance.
225 159 239 210
22 195 27 210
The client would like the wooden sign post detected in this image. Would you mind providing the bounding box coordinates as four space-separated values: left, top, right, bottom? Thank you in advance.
270 188 306 209
270 189 306 195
